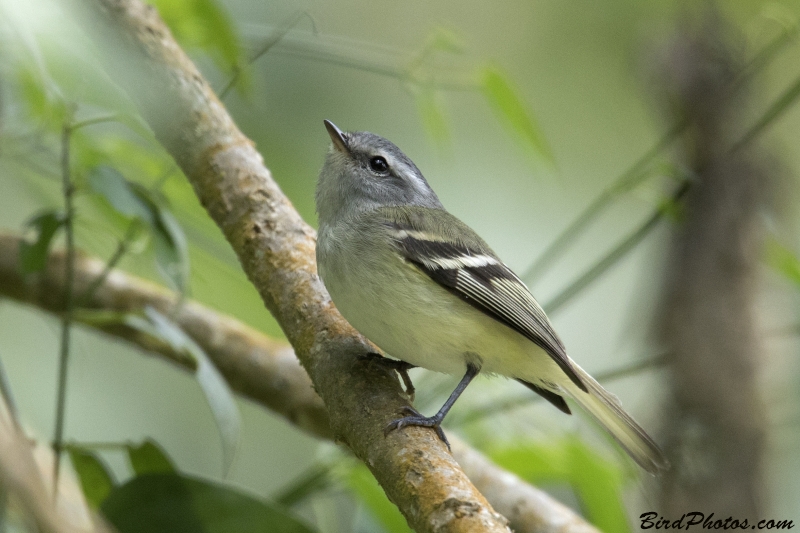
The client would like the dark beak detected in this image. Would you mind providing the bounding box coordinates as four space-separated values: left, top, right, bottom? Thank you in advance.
324 120 350 154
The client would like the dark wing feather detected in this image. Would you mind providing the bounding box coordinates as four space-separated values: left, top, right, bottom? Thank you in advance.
388 220 587 392
516 379 571 414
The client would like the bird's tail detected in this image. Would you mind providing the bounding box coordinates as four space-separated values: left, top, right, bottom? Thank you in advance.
563 363 669 475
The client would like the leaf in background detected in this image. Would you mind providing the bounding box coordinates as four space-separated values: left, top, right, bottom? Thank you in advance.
18 210 64 274
415 86 450 151
15 63 68 128
766 238 800 285
480 65 554 166
150 0 243 74
127 439 177 476
347 464 411 533
101 473 316 533
273 464 332 508
88 166 155 224
489 437 630 533
427 27 465 55
142 307 241 476
564 439 629 533
150 202 190 294
67 446 117 509
88 166 190 293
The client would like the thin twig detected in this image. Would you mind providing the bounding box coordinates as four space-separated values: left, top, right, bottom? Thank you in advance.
543 181 690 315
0 357 20 428
219 11 313 99
521 25 797 285
70 113 119 131
52 112 77 491
729 71 800 154
522 121 685 284
76 221 139 306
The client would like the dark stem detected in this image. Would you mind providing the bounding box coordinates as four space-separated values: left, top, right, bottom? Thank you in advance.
76 220 139 306
52 116 76 491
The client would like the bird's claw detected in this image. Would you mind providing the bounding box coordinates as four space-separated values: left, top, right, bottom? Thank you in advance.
384 407 450 450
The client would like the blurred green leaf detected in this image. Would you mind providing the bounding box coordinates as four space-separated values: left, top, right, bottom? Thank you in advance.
87 166 189 291
18 210 64 274
427 28 465 55
480 65 554 166
766 238 800 285
150 0 243 73
151 202 190 294
88 166 155 224
348 464 411 533
88 167 183 285
101 473 315 533
15 64 68 128
127 439 177 476
22 38 153 139
415 87 450 150
273 464 332 508
67 446 116 509
141 307 241 476
565 439 629 532
489 437 629 533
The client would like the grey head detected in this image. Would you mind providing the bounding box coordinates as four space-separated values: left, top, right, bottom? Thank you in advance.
315 120 443 225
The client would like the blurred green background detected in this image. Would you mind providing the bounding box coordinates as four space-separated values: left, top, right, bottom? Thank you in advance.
1 0 799 531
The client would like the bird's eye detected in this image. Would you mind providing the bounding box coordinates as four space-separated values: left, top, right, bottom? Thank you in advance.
369 156 389 173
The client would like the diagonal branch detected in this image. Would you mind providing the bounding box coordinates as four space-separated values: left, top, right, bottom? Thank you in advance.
0 232 600 533
59 0 517 530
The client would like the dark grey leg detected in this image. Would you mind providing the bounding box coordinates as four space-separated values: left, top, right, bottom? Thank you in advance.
384 363 480 450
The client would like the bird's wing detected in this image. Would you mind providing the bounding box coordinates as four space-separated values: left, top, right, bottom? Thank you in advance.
379 208 586 392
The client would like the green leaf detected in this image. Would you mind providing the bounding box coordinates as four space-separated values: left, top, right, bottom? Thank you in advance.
489 437 629 533
273 464 332 508
15 63 68 128
480 65 554 165
67 446 116 509
142 307 241 476
766 238 800 285
19 210 64 274
127 439 176 476
150 0 243 74
415 87 450 150
149 202 190 294
88 166 155 225
87 166 189 291
101 473 315 533
427 28 465 55
348 464 411 533
564 439 629 533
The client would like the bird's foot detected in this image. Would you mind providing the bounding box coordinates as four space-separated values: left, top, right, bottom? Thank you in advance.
384 406 449 450
359 352 416 400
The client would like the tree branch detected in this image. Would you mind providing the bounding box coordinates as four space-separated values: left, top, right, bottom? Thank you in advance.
35 0 589 529
0 232 600 533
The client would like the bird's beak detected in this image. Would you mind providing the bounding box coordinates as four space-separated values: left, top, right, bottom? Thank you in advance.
324 120 350 155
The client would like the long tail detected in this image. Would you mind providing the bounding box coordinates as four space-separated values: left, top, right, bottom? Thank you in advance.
563 363 669 475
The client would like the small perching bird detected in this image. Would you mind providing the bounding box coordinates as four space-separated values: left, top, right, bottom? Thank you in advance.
315 120 668 474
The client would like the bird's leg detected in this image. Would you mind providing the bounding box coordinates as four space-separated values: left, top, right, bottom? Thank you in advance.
359 352 417 399
384 363 480 450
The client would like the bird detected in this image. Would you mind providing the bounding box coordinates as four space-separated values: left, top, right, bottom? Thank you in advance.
315 119 668 474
